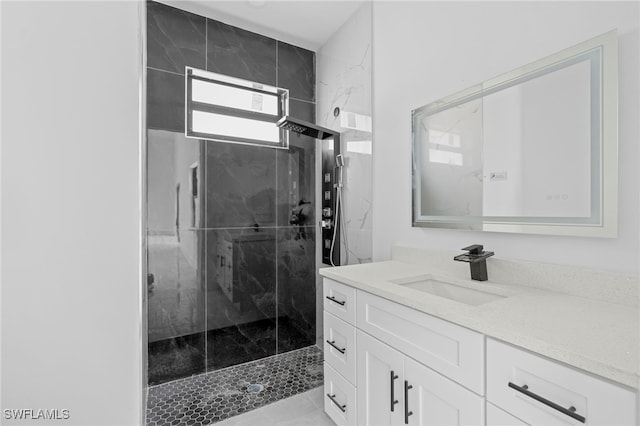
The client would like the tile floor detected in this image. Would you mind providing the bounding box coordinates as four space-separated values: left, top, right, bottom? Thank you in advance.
146 345 325 425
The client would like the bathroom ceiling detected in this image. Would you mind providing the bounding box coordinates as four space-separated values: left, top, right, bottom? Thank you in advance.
158 0 367 51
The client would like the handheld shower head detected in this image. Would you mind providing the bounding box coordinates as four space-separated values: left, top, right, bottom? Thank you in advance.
276 116 339 140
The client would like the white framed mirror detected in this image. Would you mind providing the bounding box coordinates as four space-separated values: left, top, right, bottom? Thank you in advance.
412 30 618 237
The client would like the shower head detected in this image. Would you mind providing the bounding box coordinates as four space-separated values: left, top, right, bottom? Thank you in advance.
276 116 339 140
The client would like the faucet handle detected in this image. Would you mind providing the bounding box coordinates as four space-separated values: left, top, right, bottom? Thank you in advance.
461 244 484 255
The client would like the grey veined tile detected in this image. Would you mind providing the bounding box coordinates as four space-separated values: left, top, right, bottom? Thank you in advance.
277 41 315 102
203 142 277 228
276 227 316 351
207 19 277 86
147 1 206 74
147 68 185 132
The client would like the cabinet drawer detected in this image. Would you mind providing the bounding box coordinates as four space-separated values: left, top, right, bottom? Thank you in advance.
324 311 357 385
324 278 357 325
487 338 637 425
324 362 357 426
356 290 484 394
486 403 528 425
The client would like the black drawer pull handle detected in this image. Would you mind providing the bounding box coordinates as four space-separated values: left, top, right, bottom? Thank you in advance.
327 393 346 413
326 295 346 306
404 380 413 424
326 340 346 354
390 371 399 412
508 382 586 423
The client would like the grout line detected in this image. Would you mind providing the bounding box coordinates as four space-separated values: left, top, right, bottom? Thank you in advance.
275 40 279 355
147 225 316 232
289 96 316 105
205 17 208 71
203 141 208 373
275 146 279 353
146 65 184 76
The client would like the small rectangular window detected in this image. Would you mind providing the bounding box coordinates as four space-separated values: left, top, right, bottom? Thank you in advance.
185 67 289 149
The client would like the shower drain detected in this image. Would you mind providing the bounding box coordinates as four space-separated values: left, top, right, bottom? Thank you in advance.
246 384 264 394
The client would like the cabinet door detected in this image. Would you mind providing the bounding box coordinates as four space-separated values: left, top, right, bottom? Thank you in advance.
404 357 484 426
357 330 404 426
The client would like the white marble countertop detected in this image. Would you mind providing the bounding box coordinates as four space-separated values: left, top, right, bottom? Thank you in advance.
319 258 639 389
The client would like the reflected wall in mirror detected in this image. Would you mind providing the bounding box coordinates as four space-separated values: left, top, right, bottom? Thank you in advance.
412 30 618 237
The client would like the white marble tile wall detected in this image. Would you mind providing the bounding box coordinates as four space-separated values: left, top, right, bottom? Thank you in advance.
316 2 373 266
315 2 372 347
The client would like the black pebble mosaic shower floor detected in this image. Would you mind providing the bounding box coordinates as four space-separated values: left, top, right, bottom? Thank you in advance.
145 345 323 425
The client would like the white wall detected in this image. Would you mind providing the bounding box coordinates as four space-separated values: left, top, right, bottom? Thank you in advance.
372 1 640 274
1 2 143 425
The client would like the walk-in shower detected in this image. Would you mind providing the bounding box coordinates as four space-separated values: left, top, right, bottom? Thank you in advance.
142 0 371 424
144 5 340 425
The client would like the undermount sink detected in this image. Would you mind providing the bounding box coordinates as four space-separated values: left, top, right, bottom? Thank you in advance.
389 275 506 306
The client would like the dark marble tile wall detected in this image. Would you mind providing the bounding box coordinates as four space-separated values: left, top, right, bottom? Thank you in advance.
148 333 206 386
146 0 317 385
207 19 277 85
147 130 207 385
277 227 317 348
147 0 206 73
204 143 277 228
147 68 185 132
277 42 315 102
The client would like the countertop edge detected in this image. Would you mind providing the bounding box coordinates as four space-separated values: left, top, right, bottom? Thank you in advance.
319 267 639 390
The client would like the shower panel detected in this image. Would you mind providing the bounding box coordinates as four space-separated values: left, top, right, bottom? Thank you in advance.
277 115 343 266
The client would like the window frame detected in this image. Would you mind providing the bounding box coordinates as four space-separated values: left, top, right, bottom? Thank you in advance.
185 67 290 149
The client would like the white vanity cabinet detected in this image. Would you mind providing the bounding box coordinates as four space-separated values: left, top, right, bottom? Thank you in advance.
323 278 485 426
322 277 638 426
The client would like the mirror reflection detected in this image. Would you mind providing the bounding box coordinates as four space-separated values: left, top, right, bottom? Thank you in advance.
412 30 617 237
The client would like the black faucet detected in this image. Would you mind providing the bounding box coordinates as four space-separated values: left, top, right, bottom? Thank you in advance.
453 244 494 281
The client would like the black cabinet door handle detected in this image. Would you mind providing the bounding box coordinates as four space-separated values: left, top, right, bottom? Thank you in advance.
508 382 586 423
404 380 413 424
326 295 346 306
326 340 346 354
390 371 399 412
326 393 346 413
